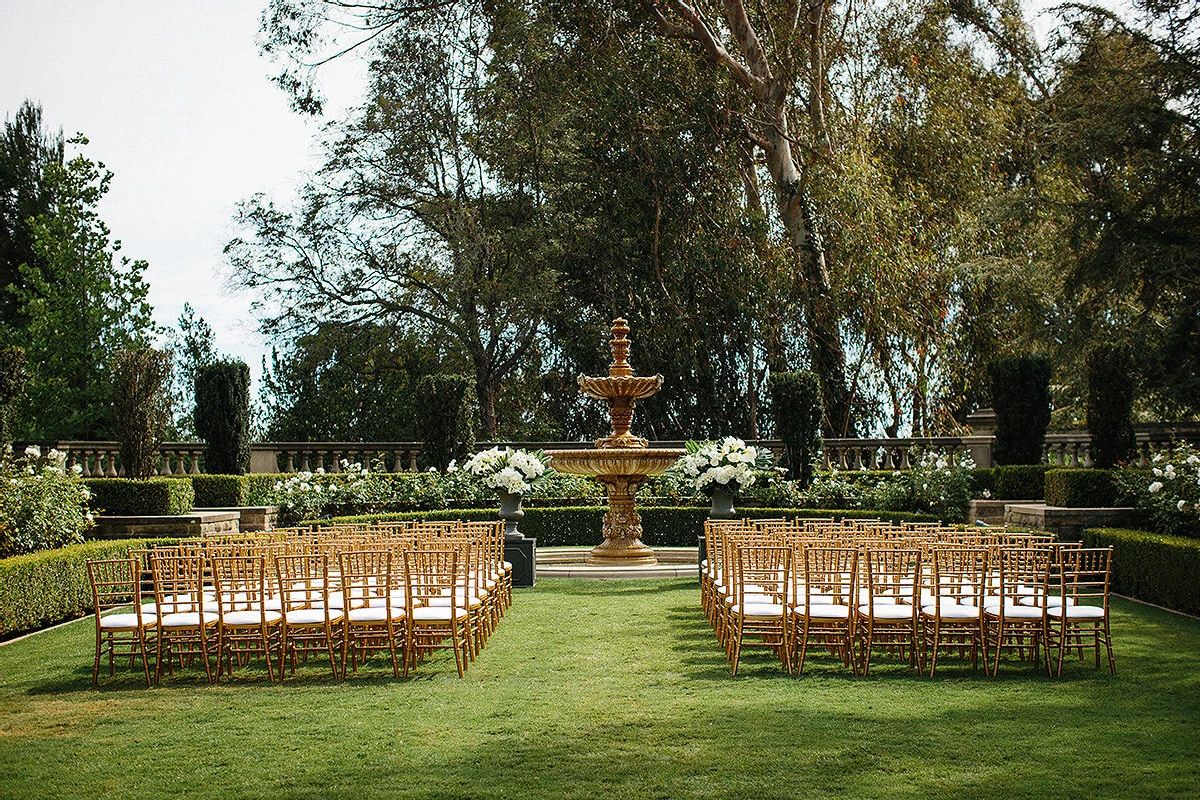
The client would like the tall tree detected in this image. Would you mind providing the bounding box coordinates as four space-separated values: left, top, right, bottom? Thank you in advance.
164 302 217 438
8 135 155 440
233 3 562 437
0 101 64 332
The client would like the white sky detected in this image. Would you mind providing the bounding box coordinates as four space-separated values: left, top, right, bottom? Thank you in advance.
0 0 365 391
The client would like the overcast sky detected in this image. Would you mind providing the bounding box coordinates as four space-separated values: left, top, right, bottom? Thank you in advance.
0 1 364 390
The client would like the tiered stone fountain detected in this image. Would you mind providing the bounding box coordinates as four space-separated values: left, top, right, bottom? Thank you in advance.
549 319 684 566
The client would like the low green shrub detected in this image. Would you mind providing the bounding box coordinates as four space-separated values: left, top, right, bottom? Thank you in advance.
1045 469 1118 508
189 474 249 507
971 468 995 498
84 478 194 516
992 464 1055 500
1082 527 1200 616
0 538 173 637
315 506 940 547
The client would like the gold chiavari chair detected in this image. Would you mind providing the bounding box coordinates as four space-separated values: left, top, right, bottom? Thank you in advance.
404 547 473 677
212 554 282 681
339 549 405 678
87 557 156 686
858 547 922 674
984 546 1052 675
725 544 792 676
919 546 989 676
150 553 219 682
275 552 343 678
791 545 859 675
1047 547 1115 675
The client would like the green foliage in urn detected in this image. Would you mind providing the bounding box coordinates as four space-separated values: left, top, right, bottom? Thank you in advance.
194 360 251 475
988 356 1052 466
1086 343 1136 469
415 374 475 472
768 371 823 488
112 348 172 479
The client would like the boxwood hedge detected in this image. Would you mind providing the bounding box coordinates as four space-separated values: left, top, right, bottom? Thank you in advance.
189 474 250 507
0 538 173 638
1045 469 1118 508
1082 528 1200 616
85 477 194 516
314 506 941 547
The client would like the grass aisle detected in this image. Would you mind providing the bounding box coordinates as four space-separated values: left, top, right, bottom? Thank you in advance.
1 578 1199 799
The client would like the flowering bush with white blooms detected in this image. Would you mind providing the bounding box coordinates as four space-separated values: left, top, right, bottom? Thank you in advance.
457 447 552 497
1124 443 1200 538
886 448 977 520
0 445 93 557
266 460 382 521
669 438 775 497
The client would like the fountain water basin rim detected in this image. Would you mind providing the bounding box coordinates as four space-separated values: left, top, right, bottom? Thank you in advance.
548 447 685 477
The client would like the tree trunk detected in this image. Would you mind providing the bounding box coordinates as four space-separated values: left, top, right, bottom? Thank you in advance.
473 361 498 439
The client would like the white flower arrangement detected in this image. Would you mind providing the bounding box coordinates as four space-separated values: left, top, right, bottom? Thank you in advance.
669 437 774 496
460 447 552 497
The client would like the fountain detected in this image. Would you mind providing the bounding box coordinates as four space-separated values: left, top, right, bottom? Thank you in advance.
549 319 685 566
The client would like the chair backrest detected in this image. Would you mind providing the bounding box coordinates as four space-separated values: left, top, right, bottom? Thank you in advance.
992 546 1053 607
275 552 332 611
211 554 270 613
338 550 392 609
735 545 791 606
1057 547 1113 609
862 548 921 608
404 547 462 611
925 546 988 608
802 546 858 606
150 554 207 615
88 557 143 619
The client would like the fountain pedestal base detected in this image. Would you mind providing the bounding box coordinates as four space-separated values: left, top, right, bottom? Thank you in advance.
588 474 658 566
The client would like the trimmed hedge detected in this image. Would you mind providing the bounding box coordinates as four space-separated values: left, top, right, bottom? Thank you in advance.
314 507 941 548
1082 528 1200 616
971 468 996 498
85 478 195 516
0 538 173 637
992 464 1055 500
1045 469 1118 508
190 474 250 507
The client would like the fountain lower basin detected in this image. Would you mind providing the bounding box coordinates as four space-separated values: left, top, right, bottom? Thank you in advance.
550 447 684 566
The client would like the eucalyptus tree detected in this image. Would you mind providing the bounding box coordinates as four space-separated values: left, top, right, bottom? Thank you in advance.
233 2 563 437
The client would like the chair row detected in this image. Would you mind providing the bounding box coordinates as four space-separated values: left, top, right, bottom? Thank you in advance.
702 520 1115 678
88 522 513 685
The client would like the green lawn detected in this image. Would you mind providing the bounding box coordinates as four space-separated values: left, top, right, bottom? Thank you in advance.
1 578 1198 799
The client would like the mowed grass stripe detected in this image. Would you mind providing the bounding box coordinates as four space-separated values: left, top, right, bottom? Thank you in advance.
1 578 1198 799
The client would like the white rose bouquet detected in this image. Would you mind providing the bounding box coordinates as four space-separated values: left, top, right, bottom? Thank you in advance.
459 447 552 497
669 437 774 497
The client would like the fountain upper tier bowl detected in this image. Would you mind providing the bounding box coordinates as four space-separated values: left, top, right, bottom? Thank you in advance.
549 447 684 478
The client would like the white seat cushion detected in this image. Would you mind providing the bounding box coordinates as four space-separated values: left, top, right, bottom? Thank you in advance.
221 610 282 626
921 602 980 619
285 608 343 625
799 603 851 620
100 612 153 630
984 600 1044 619
730 602 786 617
411 606 469 622
160 611 218 628
858 604 913 620
348 606 404 623
1047 605 1106 619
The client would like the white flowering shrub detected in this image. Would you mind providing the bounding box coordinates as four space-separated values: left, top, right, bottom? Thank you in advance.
0 445 93 557
1127 444 1200 538
458 447 552 497
668 438 775 497
887 448 977 520
266 460 382 521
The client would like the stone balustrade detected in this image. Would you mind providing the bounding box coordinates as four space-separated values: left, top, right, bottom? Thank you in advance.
26 423 1200 477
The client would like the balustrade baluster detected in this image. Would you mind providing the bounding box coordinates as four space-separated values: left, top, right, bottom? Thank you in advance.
408 449 418 471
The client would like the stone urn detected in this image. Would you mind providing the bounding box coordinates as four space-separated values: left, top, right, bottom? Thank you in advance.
709 485 737 520
498 491 525 540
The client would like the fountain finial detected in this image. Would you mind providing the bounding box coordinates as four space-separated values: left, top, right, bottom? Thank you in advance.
608 318 633 378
